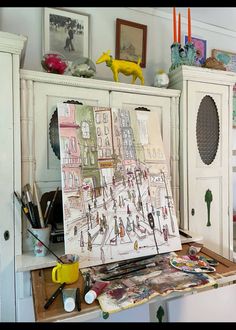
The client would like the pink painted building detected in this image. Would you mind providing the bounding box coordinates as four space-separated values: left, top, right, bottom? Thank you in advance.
59 104 82 208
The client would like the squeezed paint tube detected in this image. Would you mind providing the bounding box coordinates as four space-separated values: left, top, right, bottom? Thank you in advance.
62 288 77 312
84 281 109 304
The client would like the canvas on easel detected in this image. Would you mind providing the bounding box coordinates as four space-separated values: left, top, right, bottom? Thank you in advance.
57 103 182 268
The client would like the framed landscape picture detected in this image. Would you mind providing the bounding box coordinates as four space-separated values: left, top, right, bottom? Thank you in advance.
212 49 236 72
212 50 236 127
116 18 147 68
43 7 90 62
184 35 207 66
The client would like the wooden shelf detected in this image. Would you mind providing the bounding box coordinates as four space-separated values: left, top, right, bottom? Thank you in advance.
15 231 202 273
15 243 64 272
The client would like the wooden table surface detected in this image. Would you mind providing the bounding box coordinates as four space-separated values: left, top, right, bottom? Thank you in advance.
31 243 236 322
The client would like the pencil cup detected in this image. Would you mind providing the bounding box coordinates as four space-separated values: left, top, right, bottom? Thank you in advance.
31 225 51 257
52 254 79 284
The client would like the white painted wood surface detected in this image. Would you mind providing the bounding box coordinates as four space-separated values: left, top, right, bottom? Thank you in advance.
0 32 26 321
169 65 236 260
167 283 236 322
188 82 229 257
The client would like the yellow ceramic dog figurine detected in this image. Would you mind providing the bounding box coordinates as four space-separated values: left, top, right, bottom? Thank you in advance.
96 50 144 85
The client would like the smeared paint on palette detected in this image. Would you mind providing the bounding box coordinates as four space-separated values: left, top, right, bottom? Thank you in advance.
170 256 216 273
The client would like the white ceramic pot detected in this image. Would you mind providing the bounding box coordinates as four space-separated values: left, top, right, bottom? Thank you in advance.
154 71 169 88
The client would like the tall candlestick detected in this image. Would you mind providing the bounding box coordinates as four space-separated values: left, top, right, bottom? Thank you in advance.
188 7 191 43
178 13 181 44
173 7 177 43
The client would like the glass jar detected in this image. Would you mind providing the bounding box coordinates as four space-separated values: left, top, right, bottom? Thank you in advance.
41 52 68 74
70 57 96 78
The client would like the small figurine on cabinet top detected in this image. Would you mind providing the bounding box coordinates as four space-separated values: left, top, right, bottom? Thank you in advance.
96 50 144 85
154 70 169 88
202 57 226 70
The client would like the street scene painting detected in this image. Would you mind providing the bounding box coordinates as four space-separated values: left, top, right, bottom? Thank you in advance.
57 103 182 268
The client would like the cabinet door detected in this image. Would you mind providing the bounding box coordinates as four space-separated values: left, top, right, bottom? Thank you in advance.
187 81 230 257
0 52 15 321
33 83 109 188
110 92 171 171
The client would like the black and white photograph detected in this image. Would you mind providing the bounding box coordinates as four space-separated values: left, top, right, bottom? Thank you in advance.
43 7 90 62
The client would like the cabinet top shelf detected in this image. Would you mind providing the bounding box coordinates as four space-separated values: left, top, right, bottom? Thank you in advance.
20 69 181 98
169 64 236 86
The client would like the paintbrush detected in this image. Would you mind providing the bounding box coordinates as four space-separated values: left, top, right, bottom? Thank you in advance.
14 191 34 227
108 259 157 273
45 187 59 226
101 262 157 281
33 182 45 228
23 184 40 228
105 254 156 272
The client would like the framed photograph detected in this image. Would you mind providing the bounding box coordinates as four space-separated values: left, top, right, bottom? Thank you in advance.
116 18 147 68
184 35 207 65
43 7 90 62
212 49 236 72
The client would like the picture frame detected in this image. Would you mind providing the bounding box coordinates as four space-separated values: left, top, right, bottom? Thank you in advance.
184 35 207 65
212 49 236 72
212 49 236 127
43 7 90 63
115 18 147 68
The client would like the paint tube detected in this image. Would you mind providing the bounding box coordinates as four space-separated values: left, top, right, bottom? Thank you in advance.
62 288 76 312
84 281 109 304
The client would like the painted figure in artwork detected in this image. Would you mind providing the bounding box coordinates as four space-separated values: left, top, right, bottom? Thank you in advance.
163 224 169 242
87 232 92 251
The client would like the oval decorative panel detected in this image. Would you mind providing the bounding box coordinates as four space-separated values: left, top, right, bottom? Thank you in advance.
196 95 220 165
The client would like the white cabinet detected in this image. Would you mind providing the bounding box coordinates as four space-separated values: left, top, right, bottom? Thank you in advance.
0 32 26 321
167 283 236 322
17 70 180 321
169 65 236 259
19 70 181 255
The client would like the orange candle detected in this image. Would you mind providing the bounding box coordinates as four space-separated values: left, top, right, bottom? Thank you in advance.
173 7 177 43
178 13 181 44
188 7 192 43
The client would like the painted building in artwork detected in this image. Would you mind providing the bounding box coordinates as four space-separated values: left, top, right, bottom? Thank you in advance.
75 105 101 198
119 109 136 170
59 103 83 210
111 109 125 182
133 110 169 217
94 106 114 188
94 107 113 162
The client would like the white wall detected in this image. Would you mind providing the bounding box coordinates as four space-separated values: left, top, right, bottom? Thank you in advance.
1 6 236 209
2 7 236 86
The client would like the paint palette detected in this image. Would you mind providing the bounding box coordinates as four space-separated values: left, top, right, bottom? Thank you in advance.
170 256 216 273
